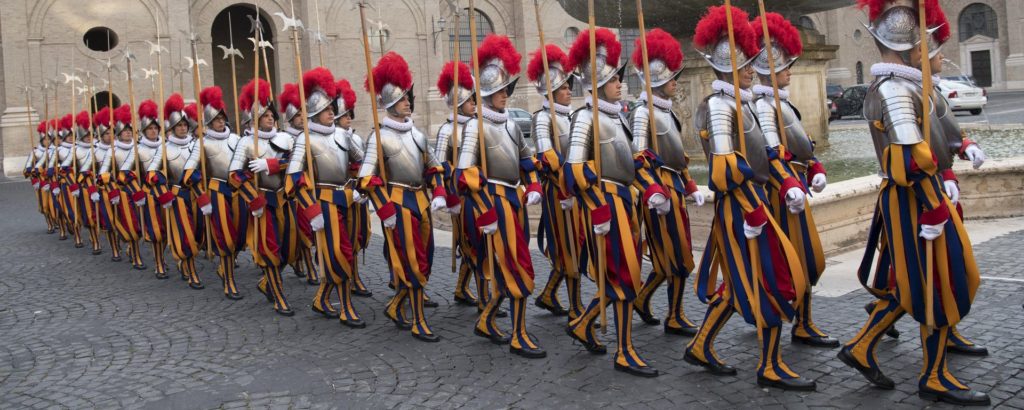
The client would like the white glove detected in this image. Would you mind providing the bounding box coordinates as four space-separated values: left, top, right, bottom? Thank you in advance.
943 180 960 205
964 144 986 169
110 196 120 206
71 188 81 198
593 221 611 236
248 158 270 175
785 187 805 214
352 190 369 204
134 197 146 207
200 203 213 215
52 186 61 195
382 214 397 229
920 223 944 240
526 191 542 206
430 196 447 212
447 203 462 214
480 221 498 235
743 220 766 239
90 192 100 202
811 173 827 193
688 191 706 207
310 213 325 232
252 207 264 217
648 193 671 215
32 182 40 190
559 197 575 210
161 199 173 209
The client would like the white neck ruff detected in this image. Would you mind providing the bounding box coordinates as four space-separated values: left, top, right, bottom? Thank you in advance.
638 92 674 110
205 126 231 140
383 116 413 132
587 98 623 116
541 100 573 115
308 121 336 135
871 63 923 83
139 138 161 148
481 106 508 123
712 80 753 102
752 84 789 100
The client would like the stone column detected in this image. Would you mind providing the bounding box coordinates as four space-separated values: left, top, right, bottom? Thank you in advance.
1004 3 1024 90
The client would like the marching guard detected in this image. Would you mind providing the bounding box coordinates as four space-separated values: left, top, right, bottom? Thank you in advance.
334 78 373 298
684 5 814 390
837 0 988 404
101 105 148 270
750 12 838 348
92 107 123 262
71 110 103 255
628 28 705 336
26 121 56 234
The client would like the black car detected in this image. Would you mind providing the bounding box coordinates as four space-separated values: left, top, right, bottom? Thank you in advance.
833 84 868 119
508 108 533 141
826 83 844 100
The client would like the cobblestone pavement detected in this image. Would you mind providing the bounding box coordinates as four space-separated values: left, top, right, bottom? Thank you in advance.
1 181 1022 409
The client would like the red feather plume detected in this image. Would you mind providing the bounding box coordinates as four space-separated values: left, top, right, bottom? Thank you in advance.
164 93 185 119
437 61 474 98
239 79 272 110
632 28 683 72
38 120 47 134
527 44 570 83
568 28 621 73
278 83 301 111
693 5 760 59
60 114 74 132
75 110 92 130
184 103 198 122
336 79 357 110
200 86 225 111
365 52 412 94
138 100 158 120
94 107 113 129
303 67 338 99
114 105 133 126
752 12 803 57
928 1 950 44
478 34 521 76
51 118 61 133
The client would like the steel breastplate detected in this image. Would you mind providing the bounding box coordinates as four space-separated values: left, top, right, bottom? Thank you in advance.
164 142 191 185
597 113 636 186
933 95 959 171
379 127 424 187
781 101 814 164
482 120 521 185
741 101 771 185
652 108 689 172
203 137 235 180
114 147 133 171
310 132 351 186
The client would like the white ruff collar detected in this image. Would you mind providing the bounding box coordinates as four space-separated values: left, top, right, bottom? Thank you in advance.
308 121 336 135
167 135 193 146
752 85 789 100
115 141 134 150
96 142 110 150
481 106 508 123
638 92 674 110
871 63 923 83
383 116 413 132
257 127 278 140
76 140 91 148
448 114 473 124
587 98 623 116
139 138 161 148
205 127 231 140
542 100 573 115
712 80 753 102
60 141 73 149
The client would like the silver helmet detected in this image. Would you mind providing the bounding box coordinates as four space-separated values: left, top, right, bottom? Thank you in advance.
444 82 474 108
479 59 519 98
701 39 762 73
476 35 522 98
305 89 332 118
377 82 411 110
862 1 938 52
635 58 683 89
927 22 947 59
576 44 625 92
752 42 798 76
533 61 573 95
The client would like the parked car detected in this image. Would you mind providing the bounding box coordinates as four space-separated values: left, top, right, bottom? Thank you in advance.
939 77 987 115
826 83 844 100
508 107 533 140
827 98 839 122
833 84 868 119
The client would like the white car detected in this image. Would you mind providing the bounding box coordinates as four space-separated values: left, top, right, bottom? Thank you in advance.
939 77 987 115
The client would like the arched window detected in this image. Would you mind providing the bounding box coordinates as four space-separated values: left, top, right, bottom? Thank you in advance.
449 8 494 64
959 3 998 42
856 61 864 84
797 16 816 31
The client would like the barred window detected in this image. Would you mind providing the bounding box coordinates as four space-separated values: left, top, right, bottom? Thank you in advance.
448 8 494 64
618 28 642 96
959 3 998 42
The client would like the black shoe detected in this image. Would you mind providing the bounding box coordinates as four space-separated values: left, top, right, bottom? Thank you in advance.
155 272 169 280
474 327 511 345
340 317 367 329
757 375 816 391
188 282 204 290
614 362 659 378
947 343 989 356
793 334 841 348
47 228 56 234
664 324 698 337
683 350 737 376
564 326 606 354
74 242 83 248
225 292 244 300
837 348 894 389
535 298 569 316
275 307 295 317
511 345 547 359
412 332 440 343
92 249 102 255
454 294 477 306
387 313 413 330
133 263 148 271
635 308 661 326
111 255 122 262
306 278 320 286
312 306 340 319
496 308 508 318
919 386 990 406
292 268 306 278
59 235 68 241
863 302 900 339
353 288 373 297
423 298 439 308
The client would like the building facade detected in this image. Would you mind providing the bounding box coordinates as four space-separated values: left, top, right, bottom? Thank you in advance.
808 0 1024 90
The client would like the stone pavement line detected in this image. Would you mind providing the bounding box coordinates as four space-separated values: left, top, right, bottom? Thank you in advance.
0 181 1022 409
